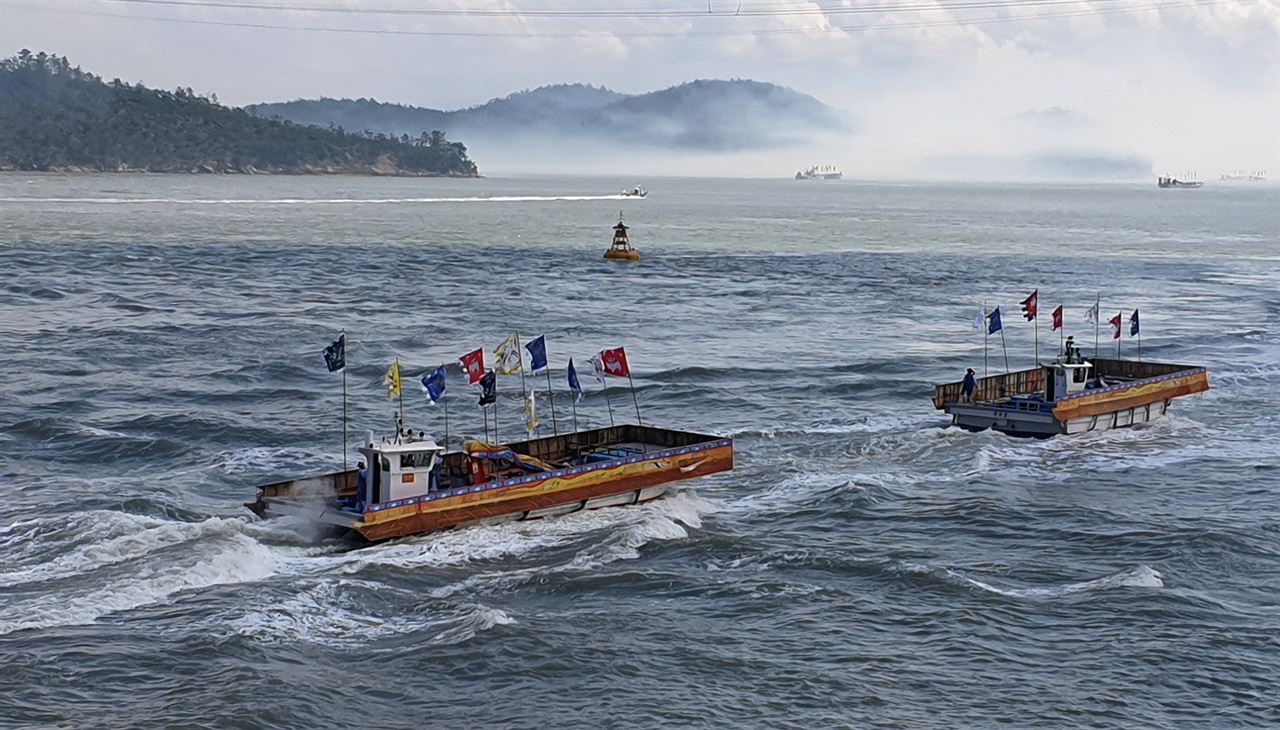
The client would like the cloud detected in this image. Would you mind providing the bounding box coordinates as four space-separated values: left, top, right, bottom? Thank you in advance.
1016 106 1091 130
924 150 1154 181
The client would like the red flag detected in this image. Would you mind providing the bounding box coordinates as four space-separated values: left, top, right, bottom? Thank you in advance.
1051 305 1063 331
1109 313 1123 339
459 347 486 385
599 347 631 377
1020 289 1038 321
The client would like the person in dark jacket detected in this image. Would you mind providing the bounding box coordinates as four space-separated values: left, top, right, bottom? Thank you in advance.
961 368 978 402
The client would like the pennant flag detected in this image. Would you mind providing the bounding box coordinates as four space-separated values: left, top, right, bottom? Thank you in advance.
494 334 523 375
322 334 346 372
1051 305 1063 331
987 306 1003 335
477 370 497 406
384 360 402 398
972 306 986 333
1084 300 1100 325
567 357 584 402
1109 313 1123 339
589 353 606 387
459 348 485 385
1130 309 1140 337
525 335 548 372
420 365 447 405
1020 290 1038 321
600 347 631 377
525 390 540 434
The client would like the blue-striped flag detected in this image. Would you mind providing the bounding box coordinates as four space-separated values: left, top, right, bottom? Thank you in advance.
322 334 345 372
567 358 583 402
525 335 548 372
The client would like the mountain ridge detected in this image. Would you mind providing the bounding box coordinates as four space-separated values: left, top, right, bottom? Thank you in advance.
247 79 848 153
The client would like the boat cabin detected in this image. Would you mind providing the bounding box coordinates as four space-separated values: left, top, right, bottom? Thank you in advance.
1044 360 1093 402
355 432 444 509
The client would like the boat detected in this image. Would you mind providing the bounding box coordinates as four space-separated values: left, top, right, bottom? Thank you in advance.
795 165 842 180
603 212 640 261
1220 170 1267 182
1157 175 1203 188
934 350 1208 437
246 424 733 543
621 185 647 197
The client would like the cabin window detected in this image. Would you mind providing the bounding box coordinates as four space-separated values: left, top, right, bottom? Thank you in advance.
381 456 392 473
401 452 435 469
1073 368 1086 383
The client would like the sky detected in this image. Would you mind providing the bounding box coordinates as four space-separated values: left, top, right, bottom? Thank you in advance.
2 0 1278 179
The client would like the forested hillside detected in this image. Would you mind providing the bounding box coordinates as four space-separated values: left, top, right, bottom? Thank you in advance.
0 51 478 176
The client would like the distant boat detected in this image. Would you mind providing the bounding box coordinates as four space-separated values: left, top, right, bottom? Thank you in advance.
795 165 841 180
1220 170 1267 182
1157 175 1202 189
621 185 647 197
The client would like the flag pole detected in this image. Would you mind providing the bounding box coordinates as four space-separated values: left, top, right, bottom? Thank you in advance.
1033 306 1039 366
570 388 579 432
983 300 989 377
341 332 348 474
442 364 450 452
1000 327 1010 374
544 367 559 435
494 377 500 443
515 333 529 416
1137 325 1142 362
603 377 615 427
482 403 490 443
1093 293 1100 360
1116 316 1122 360
397 358 404 428
627 373 643 426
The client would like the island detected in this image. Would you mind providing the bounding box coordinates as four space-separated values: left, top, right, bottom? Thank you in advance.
0 51 479 177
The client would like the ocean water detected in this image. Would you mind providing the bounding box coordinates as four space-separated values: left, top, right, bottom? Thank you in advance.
1 174 1278 729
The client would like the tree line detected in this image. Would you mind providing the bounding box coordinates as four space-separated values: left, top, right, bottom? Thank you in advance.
0 51 478 176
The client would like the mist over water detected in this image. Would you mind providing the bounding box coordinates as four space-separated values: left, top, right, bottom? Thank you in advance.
1 174 1278 728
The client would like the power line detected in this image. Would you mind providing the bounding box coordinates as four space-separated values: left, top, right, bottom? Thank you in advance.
17 0 1250 39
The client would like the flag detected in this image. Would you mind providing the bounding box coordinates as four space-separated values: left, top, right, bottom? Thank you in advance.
987 306 1003 335
477 370 496 406
322 334 345 372
1020 290 1038 321
1130 309 1140 337
384 360 402 398
972 306 985 333
525 390 539 434
1084 299 1100 325
589 353 606 387
1109 313 1123 339
600 347 631 377
525 335 548 372
420 365 446 404
494 333 523 375
459 347 485 385
1051 305 1063 331
567 357 584 402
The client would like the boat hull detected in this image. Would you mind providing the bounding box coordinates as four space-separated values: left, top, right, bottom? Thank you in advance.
247 425 732 543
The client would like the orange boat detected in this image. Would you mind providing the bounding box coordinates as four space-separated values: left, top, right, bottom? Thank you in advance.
247 424 732 543
934 357 1209 437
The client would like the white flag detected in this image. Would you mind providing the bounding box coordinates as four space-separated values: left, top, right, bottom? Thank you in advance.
589 353 606 387
972 306 986 333
1084 300 1099 325
493 333 523 375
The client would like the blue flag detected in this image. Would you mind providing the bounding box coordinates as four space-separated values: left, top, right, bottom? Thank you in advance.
478 370 497 407
322 334 345 372
1130 309 1140 336
525 335 548 372
987 306 1003 335
567 357 583 402
420 365 447 404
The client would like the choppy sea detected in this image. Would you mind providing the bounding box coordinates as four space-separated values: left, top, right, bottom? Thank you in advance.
1 174 1278 729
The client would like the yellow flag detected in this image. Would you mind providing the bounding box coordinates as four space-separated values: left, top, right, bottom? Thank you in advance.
384 360 402 398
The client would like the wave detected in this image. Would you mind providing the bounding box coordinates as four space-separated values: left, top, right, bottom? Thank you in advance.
0 195 636 205
903 563 1165 600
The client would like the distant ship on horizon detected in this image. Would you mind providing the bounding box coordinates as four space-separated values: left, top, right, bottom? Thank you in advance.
1220 170 1267 182
795 164 842 180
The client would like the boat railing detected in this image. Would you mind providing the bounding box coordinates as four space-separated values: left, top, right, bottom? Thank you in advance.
933 367 1045 409
1091 358 1198 382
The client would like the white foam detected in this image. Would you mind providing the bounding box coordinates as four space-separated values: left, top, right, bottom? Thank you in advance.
925 564 1165 600
0 532 283 635
0 195 635 205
